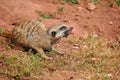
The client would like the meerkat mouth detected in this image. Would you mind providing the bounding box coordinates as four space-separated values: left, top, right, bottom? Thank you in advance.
68 29 74 34
63 27 73 37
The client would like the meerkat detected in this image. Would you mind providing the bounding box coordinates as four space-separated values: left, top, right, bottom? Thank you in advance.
11 19 73 60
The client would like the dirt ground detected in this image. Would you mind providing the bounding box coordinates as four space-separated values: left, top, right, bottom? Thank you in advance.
0 0 120 80
0 0 120 40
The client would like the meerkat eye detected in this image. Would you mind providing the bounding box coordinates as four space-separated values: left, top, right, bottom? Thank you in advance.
51 31 57 37
60 26 67 30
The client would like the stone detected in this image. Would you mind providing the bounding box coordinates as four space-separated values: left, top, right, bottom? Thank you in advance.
87 2 96 11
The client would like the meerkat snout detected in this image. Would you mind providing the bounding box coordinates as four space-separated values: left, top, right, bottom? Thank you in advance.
47 24 73 40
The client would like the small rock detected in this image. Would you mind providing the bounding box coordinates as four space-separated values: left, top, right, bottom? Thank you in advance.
78 6 84 11
91 57 97 61
87 3 96 11
82 45 88 49
105 73 112 78
109 21 113 25
73 46 79 49
92 34 98 38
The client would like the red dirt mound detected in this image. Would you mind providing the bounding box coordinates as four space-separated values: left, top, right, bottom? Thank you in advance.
0 0 120 40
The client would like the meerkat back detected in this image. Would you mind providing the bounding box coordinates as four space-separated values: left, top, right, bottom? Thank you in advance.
11 19 51 49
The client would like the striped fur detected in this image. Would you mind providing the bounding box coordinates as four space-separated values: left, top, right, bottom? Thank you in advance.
11 19 73 60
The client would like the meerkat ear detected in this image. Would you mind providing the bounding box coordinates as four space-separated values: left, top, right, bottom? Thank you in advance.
51 31 57 37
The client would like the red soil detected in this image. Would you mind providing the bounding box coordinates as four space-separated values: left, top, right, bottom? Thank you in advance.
0 0 120 40
0 0 120 79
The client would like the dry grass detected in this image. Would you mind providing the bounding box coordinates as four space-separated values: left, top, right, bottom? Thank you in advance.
0 34 120 80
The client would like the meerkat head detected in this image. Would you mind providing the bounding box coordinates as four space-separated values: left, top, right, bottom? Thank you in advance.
47 24 73 44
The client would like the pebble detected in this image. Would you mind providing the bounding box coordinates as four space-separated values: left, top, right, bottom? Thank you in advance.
73 46 79 49
82 45 88 49
109 21 113 25
87 3 96 11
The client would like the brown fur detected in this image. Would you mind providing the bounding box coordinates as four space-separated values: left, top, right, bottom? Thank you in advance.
11 19 73 59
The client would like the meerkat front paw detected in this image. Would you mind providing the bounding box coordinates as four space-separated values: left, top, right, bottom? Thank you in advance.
52 48 65 56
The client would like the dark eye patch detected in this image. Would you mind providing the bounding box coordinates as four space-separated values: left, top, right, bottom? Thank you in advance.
59 26 67 30
51 31 57 37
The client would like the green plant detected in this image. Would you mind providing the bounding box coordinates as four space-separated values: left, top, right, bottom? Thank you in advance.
0 51 46 79
109 0 120 7
0 27 4 35
65 0 78 4
40 13 52 19
92 0 99 3
36 10 53 19
58 6 65 12
116 0 120 6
